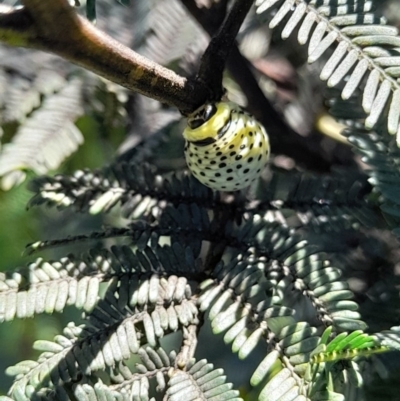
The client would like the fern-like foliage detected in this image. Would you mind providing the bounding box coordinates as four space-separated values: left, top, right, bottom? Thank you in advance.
5 151 395 400
2 1 400 401
0 77 84 190
2 180 393 400
0 52 129 190
139 0 207 68
27 157 380 237
255 0 400 143
310 327 388 364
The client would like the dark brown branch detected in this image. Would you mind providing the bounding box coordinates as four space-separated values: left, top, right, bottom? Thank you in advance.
181 0 332 171
197 0 254 99
0 0 209 114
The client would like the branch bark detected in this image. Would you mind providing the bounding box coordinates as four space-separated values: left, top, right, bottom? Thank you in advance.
0 0 208 114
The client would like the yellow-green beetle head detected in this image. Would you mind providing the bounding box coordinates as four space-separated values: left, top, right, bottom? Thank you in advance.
183 102 233 144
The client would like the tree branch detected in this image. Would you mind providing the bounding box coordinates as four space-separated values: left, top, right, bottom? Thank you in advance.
0 0 208 114
196 0 254 99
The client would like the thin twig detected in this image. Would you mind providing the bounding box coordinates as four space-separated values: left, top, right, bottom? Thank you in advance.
176 324 200 368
